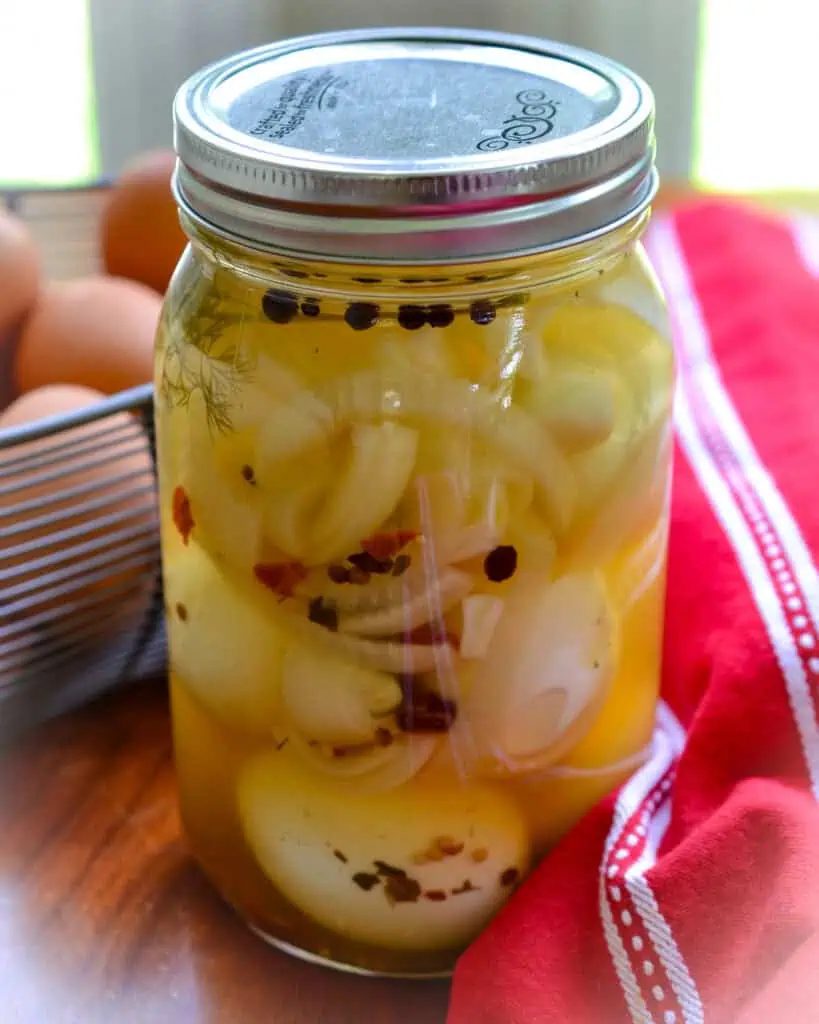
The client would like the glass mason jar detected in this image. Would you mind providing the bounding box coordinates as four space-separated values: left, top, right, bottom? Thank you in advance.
155 28 673 977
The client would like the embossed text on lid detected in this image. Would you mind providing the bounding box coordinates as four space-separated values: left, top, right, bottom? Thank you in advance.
173 27 657 261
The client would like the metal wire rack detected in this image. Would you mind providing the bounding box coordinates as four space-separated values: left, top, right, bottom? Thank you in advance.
0 184 165 741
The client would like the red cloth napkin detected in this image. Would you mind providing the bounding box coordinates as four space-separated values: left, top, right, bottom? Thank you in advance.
448 200 819 1024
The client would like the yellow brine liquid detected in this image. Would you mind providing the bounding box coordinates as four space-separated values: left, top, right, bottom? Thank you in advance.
154 225 673 975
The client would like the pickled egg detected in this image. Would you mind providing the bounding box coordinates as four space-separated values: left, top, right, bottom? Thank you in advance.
0 210 39 334
14 275 161 395
0 384 156 642
238 751 531 951
162 538 286 736
101 149 187 294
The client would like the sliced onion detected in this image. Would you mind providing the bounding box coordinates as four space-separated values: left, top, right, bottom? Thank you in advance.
321 371 575 532
408 468 468 537
432 522 500 565
464 573 617 776
507 510 557 576
522 365 616 453
460 596 505 660
282 611 458 675
285 732 438 794
339 568 473 637
568 421 672 569
309 422 419 563
608 512 670 614
280 645 401 745
295 568 417 614
254 397 332 471
569 374 636 517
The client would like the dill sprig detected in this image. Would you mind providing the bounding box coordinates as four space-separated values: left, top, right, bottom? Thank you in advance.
160 277 256 434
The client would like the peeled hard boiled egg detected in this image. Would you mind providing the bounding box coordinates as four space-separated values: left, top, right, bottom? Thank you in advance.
162 537 286 736
14 275 161 395
0 211 39 335
238 751 531 951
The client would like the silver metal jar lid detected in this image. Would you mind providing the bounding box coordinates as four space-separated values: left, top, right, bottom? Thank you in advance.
173 27 657 264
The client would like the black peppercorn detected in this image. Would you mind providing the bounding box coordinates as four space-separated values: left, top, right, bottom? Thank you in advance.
344 302 380 331
428 304 454 328
469 300 496 326
397 305 428 331
308 597 339 631
301 298 321 317
483 545 518 583
262 289 299 324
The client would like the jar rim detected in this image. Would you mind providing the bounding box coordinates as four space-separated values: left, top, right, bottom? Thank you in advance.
173 27 657 262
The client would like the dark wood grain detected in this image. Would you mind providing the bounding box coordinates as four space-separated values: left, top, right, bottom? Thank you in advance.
0 682 451 1024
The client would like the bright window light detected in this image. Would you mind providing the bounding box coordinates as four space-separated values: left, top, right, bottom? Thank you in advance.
0 1 98 186
695 0 819 192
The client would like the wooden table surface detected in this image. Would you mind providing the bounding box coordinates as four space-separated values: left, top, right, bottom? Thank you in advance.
0 681 451 1023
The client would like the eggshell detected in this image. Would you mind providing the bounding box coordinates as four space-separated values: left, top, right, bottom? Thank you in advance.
0 211 40 333
101 150 187 294
239 750 531 951
0 384 157 654
14 275 161 395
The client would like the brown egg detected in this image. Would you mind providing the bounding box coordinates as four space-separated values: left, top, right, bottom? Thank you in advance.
14 275 161 395
0 210 40 334
101 150 188 294
0 384 158 674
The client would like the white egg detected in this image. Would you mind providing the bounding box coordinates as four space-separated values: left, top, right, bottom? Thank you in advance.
162 538 286 735
238 751 531 951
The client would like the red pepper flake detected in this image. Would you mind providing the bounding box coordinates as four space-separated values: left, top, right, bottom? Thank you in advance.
175 602 188 622
275 736 289 751
172 486 195 545
500 867 520 888
361 530 419 560
483 544 518 583
384 874 422 904
333 850 348 864
352 872 380 891
452 879 479 896
424 890 448 902
241 464 256 485
253 561 308 599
